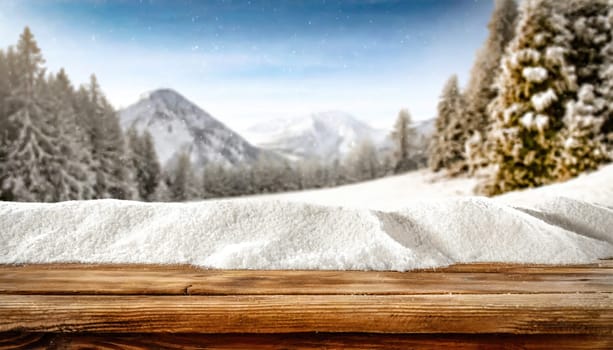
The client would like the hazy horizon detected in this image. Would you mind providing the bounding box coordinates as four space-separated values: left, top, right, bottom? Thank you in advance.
0 0 493 130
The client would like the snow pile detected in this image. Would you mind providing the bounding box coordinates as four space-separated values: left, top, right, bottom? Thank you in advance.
1 164 612 271
496 163 613 207
1 196 611 271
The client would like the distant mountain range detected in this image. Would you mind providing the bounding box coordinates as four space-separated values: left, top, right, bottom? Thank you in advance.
242 111 391 161
244 112 436 161
119 88 435 168
119 89 263 169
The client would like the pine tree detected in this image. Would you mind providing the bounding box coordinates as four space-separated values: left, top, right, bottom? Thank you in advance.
153 171 171 202
127 128 161 201
480 0 577 195
464 0 518 173
252 157 283 193
391 109 417 173
598 5 613 147
126 127 141 198
565 0 612 149
0 49 10 176
86 74 133 199
139 131 161 200
169 152 197 201
346 139 379 182
0 27 58 201
558 84 608 178
565 0 611 87
429 75 466 174
202 162 224 198
45 69 95 200
0 50 9 118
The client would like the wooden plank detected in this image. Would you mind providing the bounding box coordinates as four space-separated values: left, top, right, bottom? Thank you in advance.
431 259 613 272
6 260 613 272
1 332 612 350
0 294 611 334
0 264 611 295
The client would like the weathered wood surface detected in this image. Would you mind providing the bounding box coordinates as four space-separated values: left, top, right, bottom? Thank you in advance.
0 262 611 295
1 332 612 350
1 293 611 334
0 262 611 348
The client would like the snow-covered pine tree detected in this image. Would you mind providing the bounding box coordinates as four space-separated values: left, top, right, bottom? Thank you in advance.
379 151 396 177
558 84 608 178
346 139 380 182
231 163 256 195
391 109 417 173
0 49 10 175
464 0 518 174
0 27 59 201
201 162 225 198
127 128 161 201
45 69 96 200
125 127 141 199
139 130 161 201
217 164 243 197
279 161 300 191
153 171 171 202
252 156 284 193
565 0 612 149
86 74 133 199
297 158 320 189
479 0 577 195
0 50 9 118
169 152 196 201
565 0 611 87
428 75 466 174
598 5 613 147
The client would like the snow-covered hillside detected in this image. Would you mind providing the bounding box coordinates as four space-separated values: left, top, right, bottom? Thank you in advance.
243 111 391 160
243 168 477 210
247 163 613 211
119 89 262 169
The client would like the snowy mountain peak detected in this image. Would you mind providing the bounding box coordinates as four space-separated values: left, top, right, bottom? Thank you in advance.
119 89 261 169
244 111 390 160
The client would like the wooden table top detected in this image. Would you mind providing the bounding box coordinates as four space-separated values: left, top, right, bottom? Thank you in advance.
0 261 611 349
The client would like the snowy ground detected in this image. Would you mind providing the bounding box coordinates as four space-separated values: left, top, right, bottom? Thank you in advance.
243 164 613 211
242 169 478 211
1 165 612 271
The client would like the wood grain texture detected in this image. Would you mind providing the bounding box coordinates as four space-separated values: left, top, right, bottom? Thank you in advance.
1 332 612 350
0 262 611 349
1 293 611 334
0 263 611 295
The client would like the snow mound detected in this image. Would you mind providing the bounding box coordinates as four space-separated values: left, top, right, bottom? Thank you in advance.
1 196 611 271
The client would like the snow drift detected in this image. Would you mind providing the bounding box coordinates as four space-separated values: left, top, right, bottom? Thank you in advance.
1 192 611 271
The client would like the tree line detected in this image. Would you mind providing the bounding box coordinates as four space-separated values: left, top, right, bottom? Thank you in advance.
153 108 426 201
0 27 425 202
429 0 613 195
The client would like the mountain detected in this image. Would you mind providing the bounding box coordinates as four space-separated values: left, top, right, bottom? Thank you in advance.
119 89 262 169
243 111 390 161
244 112 436 161
412 118 435 138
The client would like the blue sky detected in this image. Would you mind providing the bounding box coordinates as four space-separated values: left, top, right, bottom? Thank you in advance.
0 0 493 130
